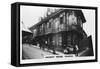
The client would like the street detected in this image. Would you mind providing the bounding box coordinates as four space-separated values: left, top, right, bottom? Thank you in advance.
22 44 62 59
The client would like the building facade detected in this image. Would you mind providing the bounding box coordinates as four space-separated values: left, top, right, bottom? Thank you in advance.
29 9 91 55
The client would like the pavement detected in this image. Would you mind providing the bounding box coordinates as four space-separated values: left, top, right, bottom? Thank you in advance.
22 44 66 59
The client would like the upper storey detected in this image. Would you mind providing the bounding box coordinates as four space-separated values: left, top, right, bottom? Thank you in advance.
29 9 86 37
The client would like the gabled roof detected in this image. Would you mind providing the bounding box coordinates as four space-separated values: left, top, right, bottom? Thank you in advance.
75 10 86 23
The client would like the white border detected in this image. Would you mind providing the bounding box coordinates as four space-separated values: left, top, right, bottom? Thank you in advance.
20 5 96 64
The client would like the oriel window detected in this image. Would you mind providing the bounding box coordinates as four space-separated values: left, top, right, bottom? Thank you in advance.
66 11 77 26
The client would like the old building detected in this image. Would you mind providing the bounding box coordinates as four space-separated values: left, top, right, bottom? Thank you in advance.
21 21 33 44
29 8 93 55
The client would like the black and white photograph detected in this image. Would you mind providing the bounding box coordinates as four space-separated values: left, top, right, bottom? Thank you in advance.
10 2 97 66
19 4 97 64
